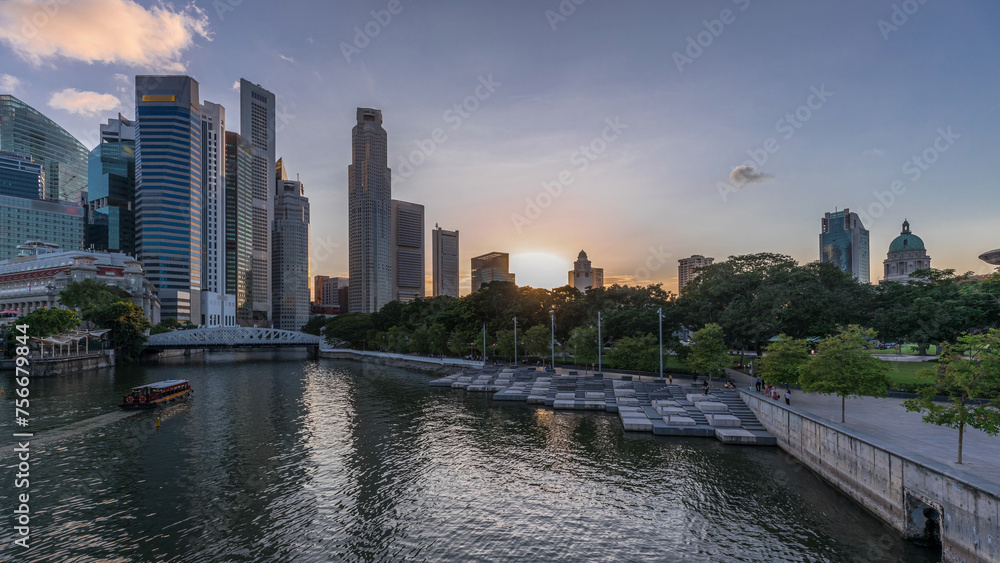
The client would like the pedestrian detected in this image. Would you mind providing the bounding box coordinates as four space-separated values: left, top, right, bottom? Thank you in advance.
755 376 762 392
668 374 673 385
784 390 791 405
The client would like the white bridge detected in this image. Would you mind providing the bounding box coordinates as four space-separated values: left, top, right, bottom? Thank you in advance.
146 327 322 349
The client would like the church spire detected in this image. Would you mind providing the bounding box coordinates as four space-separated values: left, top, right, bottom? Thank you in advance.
901 219 910 234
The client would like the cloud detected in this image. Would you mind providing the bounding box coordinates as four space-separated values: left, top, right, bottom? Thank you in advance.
864 148 885 157
48 88 120 116
729 165 773 187
232 80 240 91
279 54 295 63
0 73 21 92
0 0 211 71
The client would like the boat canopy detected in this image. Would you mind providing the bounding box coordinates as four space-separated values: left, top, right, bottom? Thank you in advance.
132 379 189 391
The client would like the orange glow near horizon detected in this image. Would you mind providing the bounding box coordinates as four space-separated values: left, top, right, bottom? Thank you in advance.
509 252 572 290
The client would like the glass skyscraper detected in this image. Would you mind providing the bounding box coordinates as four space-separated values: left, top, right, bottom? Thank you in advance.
240 78 275 325
272 177 310 330
0 95 88 201
135 75 203 323
224 130 253 325
820 208 870 283
0 151 44 199
349 108 392 313
0 195 84 260
87 116 135 254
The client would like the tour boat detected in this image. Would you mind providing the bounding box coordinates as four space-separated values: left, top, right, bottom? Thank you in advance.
120 379 192 409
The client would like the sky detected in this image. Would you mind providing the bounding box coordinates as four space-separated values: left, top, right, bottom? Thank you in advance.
1 0 998 294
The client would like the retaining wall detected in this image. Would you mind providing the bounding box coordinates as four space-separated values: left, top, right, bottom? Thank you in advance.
318 348 482 375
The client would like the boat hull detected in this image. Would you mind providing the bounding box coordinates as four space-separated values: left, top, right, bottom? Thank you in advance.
120 390 191 410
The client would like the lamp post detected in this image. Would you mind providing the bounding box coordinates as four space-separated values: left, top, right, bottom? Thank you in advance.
482 323 487 365
513 316 517 365
597 310 602 373
658 307 663 379
550 308 555 370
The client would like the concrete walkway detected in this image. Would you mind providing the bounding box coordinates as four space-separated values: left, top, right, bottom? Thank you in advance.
726 369 1000 487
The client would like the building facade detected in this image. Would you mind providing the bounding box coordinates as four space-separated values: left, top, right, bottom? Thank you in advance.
568 250 604 292
314 275 349 314
0 241 160 324
471 252 515 291
272 177 310 330
240 79 275 325
881 220 931 283
391 199 424 303
135 75 203 323
200 102 226 295
224 131 253 325
0 195 84 260
678 255 714 295
0 95 88 202
348 108 392 313
86 116 135 254
820 208 870 283
432 225 459 298
0 151 44 199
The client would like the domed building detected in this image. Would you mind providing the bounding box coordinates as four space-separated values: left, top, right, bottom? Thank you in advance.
881 220 931 283
568 250 604 292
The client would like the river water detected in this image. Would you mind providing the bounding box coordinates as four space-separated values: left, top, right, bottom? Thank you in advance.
1 350 939 562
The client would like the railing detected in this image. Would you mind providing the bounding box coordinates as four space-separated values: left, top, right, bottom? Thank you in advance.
146 327 322 348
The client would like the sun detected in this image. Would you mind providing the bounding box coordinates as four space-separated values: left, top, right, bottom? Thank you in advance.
509 252 571 289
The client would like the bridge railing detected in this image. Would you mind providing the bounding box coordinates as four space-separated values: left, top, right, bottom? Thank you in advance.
147 327 322 348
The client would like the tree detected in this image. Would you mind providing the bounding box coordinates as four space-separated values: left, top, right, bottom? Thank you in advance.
300 316 327 336
523 324 551 359
322 313 375 347
800 326 892 422
18 307 80 338
495 329 517 362
92 301 151 363
568 326 599 365
609 333 658 372
903 331 1000 464
758 334 810 387
688 323 731 384
60 278 132 321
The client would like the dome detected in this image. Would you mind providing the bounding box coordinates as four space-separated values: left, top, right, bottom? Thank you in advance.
578 250 588 260
887 219 925 254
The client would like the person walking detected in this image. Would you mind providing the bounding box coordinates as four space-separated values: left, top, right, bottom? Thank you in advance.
755 376 762 392
784 389 791 405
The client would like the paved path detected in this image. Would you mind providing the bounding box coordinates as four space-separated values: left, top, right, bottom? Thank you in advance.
726 369 1000 487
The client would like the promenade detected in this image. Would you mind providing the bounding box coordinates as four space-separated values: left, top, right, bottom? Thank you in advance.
725 368 1000 487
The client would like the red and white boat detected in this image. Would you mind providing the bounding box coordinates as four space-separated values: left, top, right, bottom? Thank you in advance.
120 380 192 409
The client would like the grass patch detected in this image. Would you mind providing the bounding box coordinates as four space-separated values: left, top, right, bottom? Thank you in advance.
871 344 938 355
885 361 937 386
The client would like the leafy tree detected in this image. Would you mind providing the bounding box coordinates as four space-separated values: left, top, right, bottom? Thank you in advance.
322 313 375 347
18 307 80 338
568 326 599 365
609 333 658 372
300 315 328 336
903 331 1000 464
800 326 892 422
427 323 450 355
150 324 171 335
92 301 151 363
495 329 517 362
161 317 180 329
688 323 731 384
59 278 131 321
523 324 552 359
758 334 810 387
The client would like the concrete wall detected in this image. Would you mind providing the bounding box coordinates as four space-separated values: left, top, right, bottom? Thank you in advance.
742 390 1000 563
1 351 115 377
318 348 482 375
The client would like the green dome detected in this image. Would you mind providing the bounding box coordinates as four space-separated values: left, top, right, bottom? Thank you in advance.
888 220 925 253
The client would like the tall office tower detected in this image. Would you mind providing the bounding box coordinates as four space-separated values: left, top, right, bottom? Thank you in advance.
470 251 515 291
432 224 459 298
348 108 392 313
567 250 604 292
198 102 234 327
240 78 276 325
0 197 84 260
135 75 203 323
272 175 310 330
0 151 44 199
86 116 135 254
224 131 253 325
820 208 870 283
314 275 330 304
391 199 424 303
677 255 714 295
0 95 88 201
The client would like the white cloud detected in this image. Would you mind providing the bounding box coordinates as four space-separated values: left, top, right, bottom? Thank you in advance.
48 88 120 116
0 73 21 92
279 54 295 63
232 80 240 91
864 148 885 157
0 0 211 71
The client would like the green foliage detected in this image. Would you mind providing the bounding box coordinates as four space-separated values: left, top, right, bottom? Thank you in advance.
799 325 892 422
523 324 551 358
758 334 810 386
92 301 151 363
161 317 180 329
568 326 599 364
59 278 131 321
19 307 80 337
903 331 1000 464
149 324 171 335
322 313 375 347
608 333 658 372
688 323 730 382
300 315 327 336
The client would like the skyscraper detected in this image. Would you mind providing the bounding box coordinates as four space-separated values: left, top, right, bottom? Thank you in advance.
391 199 424 303
272 174 310 330
0 95 88 201
240 78 275 325
224 131 253 325
135 75 203 323
820 208 870 283
678 255 714 294
86 116 135 254
568 250 604 292
0 196 84 260
200 102 226 293
348 108 392 313
0 151 43 199
432 225 459 298
471 252 515 291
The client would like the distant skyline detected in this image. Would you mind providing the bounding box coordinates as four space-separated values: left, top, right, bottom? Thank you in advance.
2 0 998 294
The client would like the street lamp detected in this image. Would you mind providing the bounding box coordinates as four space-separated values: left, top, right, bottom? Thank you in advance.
658 307 663 379
513 316 517 365
550 307 555 370
597 310 602 373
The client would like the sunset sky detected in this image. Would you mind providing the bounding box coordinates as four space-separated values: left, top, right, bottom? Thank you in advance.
2 0 998 294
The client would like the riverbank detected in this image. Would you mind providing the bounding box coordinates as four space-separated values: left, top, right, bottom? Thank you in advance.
1 350 114 376
318 347 483 375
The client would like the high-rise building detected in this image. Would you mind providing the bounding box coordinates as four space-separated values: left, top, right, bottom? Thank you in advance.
0 196 84 260
881 219 931 284
272 174 310 330
314 274 330 304
86 116 135 254
314 275 349 313
820 208 870 283
240 78 276 325
391 199 424 303
678 255 714 294
348 108 392 313
432 225 459 298
471 251 515 291
224 131 253 325
0 95 88 201
197 102 234 327
135 75 203 323
568 250 604 292
0 151 44 199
